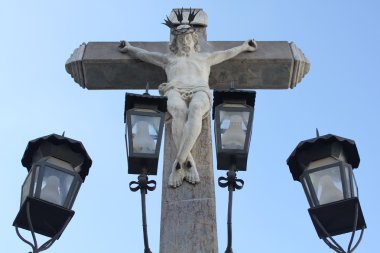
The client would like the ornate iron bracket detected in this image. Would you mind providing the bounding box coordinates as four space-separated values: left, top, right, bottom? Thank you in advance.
129 174 157 193
218 170 244 191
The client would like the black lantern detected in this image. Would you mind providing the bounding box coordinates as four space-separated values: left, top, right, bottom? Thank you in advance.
287 133 366 252
124 92 167 175
212 89 255 253
13 134 92 240
213 89 255 171
124 91 167 253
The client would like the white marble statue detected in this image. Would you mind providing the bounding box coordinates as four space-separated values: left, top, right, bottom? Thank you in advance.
119 15 257 187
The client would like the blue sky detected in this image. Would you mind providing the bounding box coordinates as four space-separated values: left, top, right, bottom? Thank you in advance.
1 0 379 252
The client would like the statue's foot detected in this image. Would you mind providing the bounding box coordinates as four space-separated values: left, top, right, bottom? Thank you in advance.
169 160 185 188
184 159 200 184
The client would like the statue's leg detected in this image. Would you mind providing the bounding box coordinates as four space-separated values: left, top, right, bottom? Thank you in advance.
166 89 188 187
177 91 210 183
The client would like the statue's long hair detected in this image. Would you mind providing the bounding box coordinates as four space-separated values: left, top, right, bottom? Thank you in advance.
169 32 200 55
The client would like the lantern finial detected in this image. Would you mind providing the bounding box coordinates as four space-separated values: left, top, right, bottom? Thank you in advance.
230 80 235 90
144 82 150 95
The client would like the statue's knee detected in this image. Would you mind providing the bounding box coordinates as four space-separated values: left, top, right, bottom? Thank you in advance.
168 104 187 120
189 102 205 117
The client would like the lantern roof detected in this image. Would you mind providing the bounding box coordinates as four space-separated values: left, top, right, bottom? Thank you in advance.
124 92 167 123
21 134 92 181
212 90 256 119
287 134 360 181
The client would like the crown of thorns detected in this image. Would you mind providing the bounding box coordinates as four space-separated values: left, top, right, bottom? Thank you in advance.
162 8 200 30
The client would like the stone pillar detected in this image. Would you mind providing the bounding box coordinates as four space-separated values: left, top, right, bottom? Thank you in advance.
159 116 218 253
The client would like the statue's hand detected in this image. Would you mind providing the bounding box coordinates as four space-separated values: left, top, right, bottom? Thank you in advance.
119 40 126 48
118 40 130 52
246 39 258 52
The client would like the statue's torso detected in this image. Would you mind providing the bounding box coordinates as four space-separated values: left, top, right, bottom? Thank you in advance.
165 53 211 88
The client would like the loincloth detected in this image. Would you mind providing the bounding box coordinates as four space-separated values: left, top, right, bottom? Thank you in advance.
158 82 212 119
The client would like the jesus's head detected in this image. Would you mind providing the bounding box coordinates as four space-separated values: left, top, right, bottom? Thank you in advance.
169 25 200 56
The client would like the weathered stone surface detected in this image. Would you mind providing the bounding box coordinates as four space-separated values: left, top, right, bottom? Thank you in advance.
160 116 218 253
65 41 309 90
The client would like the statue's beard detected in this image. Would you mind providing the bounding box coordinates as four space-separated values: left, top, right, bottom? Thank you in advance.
176 45 191 56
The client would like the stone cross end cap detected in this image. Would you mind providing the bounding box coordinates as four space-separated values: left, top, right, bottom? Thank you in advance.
287 134 360 181
289 42 310 88
21 134 92 182
169 8 208 27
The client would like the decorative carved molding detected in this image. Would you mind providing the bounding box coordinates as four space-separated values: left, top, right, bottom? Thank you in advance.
65 43 86 88
290 42 310 89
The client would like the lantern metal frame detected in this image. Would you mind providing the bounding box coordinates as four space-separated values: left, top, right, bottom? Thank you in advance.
20 160 83 209
287 133 366 253
13 133 92 253
14 160 82 238
299 161 366 239
213 89 255 171
300 161 357 208
14 197 74 238
124 92 167 176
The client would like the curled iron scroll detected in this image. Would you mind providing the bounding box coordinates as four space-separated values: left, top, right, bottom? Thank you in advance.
218 175 244 190
129 178 156 192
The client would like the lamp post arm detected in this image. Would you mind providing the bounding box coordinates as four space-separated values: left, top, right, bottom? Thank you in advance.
141 184 152 253
15 227 36 251
347 203 365 253
225 188 234 253
129 172 156 253
322 238 345 253
218 166 245 253
26 202 39 252
347 203 359 252
349 228 365 253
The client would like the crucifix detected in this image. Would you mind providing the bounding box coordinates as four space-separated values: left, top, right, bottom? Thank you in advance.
66 8 309 253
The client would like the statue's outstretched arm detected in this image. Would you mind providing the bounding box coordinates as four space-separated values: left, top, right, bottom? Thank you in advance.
119 40 168 68
208 39 257 66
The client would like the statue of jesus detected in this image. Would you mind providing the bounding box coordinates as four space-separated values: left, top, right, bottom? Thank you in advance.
119 9 257 187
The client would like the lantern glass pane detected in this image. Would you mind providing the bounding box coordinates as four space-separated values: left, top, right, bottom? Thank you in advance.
309 166 344 205
131 115 161 154
344 164 359 198
21 170 33 206
32 165 40 196
343 165 352 197
353 174 358 197
219 110 250 150
302 176 315 207
66 179 81 209
39 166 74 207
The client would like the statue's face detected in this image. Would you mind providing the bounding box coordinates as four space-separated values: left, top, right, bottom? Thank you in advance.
176 33 195 54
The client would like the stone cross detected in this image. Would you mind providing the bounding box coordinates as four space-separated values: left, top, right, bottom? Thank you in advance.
66 8 309 253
